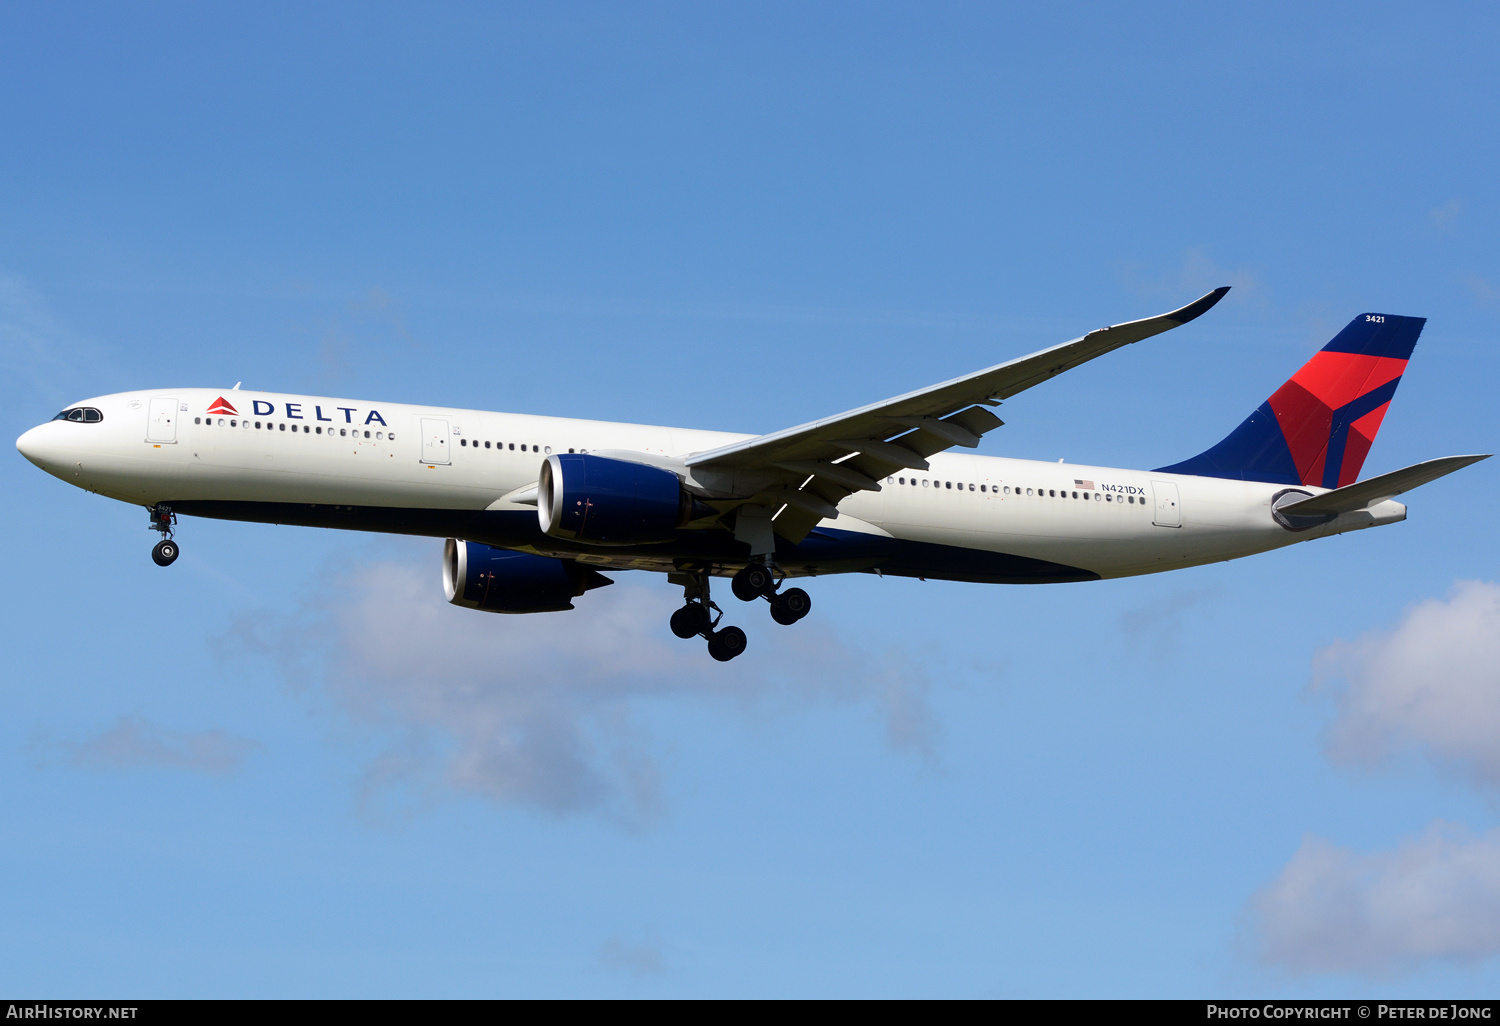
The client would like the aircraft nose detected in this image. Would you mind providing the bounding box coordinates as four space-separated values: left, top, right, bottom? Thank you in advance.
16 424 58 469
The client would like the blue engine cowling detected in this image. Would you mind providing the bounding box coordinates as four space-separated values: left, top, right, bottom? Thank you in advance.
538 453 688 544
443 539 613 613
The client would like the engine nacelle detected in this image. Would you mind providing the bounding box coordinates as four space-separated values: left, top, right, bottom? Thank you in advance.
538 452 689 544
443 539 612 614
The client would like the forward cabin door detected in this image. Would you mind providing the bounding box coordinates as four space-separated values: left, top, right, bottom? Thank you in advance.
146 397 178 443
1151 480 1181 528
420 417 451 465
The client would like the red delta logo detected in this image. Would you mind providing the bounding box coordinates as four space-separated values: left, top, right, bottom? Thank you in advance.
206 396 239 415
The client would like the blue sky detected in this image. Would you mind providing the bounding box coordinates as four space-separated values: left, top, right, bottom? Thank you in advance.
2 2 1498 997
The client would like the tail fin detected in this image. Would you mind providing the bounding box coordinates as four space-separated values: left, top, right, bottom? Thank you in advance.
1155 313 1425 488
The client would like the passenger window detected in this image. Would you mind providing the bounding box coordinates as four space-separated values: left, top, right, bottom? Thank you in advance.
509 443 515 450
485 441 491 448
969 483 975 491
922 479 929 487
898 477 905 485
545 446 552 454
279 423 286 431
389 433 396 441
364 430 370 438
340 428 346 436
944 481 951 489
194 417 201 424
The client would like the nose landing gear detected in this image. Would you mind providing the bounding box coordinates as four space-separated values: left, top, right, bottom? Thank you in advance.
148 504 179 566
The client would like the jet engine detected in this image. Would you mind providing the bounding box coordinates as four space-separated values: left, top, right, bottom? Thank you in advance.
443 539 613 613
537 452 692 544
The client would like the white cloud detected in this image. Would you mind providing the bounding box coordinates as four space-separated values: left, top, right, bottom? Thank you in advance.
1243 581 1500 978
1118 585 1220 661
1430 198 1464 229
229 557 935 821
1121 247 1263 308
1313 580 1500 787
597 936 665 977
50 716 262 775
1250 824 1500 976
1461 273 1496 307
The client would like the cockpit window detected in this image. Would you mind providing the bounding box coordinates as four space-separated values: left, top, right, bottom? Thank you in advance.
53 407 103 423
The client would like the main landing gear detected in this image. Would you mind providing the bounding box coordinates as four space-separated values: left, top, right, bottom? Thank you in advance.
731 562 811 627
669 569 749 662
148 503 179 566
667 563 813 662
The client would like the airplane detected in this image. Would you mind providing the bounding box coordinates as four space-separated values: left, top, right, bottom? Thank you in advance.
15 287 1489 661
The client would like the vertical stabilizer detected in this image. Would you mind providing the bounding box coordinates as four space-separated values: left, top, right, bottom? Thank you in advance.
1155 314 1424 487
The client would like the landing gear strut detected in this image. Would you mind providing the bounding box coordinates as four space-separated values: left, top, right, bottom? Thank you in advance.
148 504 179 566
732 561 812 626
668 567 748 661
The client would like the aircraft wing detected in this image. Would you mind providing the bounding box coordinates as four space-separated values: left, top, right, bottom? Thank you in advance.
685 287 1230 541
1277 454 1491 517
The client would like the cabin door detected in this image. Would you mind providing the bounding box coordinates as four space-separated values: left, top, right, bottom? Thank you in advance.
146 397 178 443
1151 480 1181 528
420 417 451 465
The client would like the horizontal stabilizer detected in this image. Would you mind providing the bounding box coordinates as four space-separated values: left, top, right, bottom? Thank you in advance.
1276 454 1491 517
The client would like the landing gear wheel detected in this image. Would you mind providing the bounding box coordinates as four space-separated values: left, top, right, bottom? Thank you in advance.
769 587 810 625
151 539 179 566
732 564 776 602
670 603 711 639
706 625 747 662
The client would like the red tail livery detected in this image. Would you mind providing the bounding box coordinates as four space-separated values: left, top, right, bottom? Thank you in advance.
1157 314 1423 488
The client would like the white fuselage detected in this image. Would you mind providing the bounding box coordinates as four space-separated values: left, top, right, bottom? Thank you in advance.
16 387 1407 582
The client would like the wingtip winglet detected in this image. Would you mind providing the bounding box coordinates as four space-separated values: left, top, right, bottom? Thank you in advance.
1167 286 1231 325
